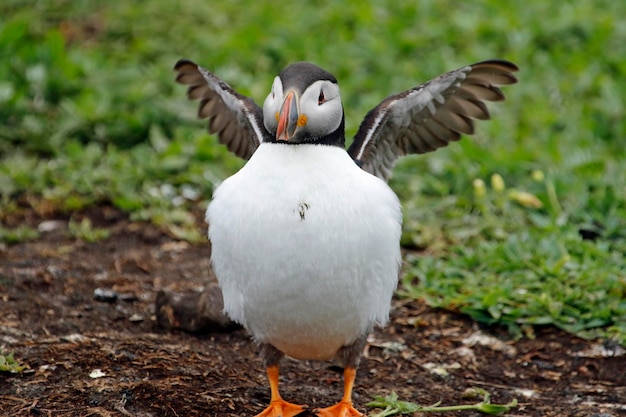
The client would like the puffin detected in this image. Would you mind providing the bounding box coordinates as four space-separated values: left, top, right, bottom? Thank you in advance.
174 58 518 417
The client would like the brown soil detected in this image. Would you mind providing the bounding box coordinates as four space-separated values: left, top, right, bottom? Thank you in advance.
1 208 625 417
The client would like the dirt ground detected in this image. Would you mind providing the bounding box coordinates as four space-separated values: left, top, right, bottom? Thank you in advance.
1 207 625 417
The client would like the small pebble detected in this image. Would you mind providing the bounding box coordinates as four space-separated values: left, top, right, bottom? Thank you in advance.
129 313 144 323
119 292 139 302
93 288 118 303
38 220 66 233
89 369 106 379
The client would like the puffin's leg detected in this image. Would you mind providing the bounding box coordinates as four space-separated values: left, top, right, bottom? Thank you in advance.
315 334 368 417
254 343 307 417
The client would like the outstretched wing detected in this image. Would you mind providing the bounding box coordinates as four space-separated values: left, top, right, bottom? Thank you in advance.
174 59 271 160
348 60 518 180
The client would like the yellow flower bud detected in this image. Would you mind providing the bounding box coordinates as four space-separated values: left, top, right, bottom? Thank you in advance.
531 170 545 182
473 178 486 198
491 173 505 192
509 190 543 208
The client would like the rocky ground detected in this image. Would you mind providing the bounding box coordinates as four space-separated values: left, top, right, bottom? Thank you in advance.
1 208 625 416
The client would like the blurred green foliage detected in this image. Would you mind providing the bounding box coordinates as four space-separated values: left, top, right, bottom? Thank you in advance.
0 0 624 342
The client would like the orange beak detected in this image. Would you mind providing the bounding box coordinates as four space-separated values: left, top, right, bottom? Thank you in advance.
276 91 300 141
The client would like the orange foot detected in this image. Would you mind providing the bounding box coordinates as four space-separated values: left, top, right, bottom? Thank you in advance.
255 399 307 417
314 401 363 417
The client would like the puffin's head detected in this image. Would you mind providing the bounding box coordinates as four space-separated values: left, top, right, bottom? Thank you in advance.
263 62 344 145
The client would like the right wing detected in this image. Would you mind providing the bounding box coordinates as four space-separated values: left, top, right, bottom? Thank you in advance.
174 59 271 160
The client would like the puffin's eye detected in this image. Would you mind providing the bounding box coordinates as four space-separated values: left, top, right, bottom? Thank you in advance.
318 90 325 105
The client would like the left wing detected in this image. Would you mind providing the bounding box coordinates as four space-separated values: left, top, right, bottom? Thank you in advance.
348 60 518 180
174 59 271 160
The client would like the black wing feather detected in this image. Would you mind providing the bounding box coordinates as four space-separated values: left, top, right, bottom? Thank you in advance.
348 60 518 180
174 59 270 160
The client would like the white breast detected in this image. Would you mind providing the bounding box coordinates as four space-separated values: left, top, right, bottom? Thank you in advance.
207 143 401 360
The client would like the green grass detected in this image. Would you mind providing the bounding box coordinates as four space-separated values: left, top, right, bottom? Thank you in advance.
367 389 517 416
1 0 624 344
401 175 626 342
0 351 25 373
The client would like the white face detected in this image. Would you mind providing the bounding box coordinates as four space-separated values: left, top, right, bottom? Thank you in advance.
263 76 283 134
263 76 343 141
